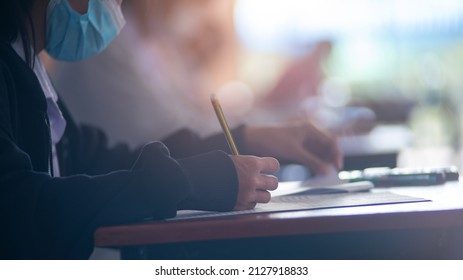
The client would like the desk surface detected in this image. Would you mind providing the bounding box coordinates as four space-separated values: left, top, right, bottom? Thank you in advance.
95 182 463 249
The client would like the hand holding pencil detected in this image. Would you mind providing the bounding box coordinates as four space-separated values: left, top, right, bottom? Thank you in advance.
211 94 280 210
210 94 342 209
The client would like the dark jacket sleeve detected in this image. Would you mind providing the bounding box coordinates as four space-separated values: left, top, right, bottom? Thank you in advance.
0 69 238 260
58 103 239 213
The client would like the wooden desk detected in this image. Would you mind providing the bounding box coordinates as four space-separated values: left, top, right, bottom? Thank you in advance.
95 182 463 259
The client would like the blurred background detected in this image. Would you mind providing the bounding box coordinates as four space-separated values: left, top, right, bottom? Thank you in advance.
233 0 463 172
48 0 463 175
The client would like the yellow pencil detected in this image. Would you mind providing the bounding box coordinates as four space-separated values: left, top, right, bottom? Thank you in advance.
210 94 240 155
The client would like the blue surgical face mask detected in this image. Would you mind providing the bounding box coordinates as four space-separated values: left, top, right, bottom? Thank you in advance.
45 0 126 61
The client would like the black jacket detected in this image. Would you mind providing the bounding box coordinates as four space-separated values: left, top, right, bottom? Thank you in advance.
0 43 243 259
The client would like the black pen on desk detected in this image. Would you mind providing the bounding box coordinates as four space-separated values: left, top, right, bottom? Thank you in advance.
211 94 240 155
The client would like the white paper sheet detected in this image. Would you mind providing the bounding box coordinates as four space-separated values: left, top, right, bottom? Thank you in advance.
172 191 429 220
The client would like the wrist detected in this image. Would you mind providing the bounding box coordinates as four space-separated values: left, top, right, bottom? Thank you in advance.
177 150 238 211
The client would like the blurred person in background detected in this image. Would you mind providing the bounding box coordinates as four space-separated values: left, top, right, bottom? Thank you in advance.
49 0 340 147
49 0 238 147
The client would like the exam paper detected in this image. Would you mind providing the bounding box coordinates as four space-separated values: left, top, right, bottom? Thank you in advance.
172 191 429 220
272 181 374 197
272 164 373 197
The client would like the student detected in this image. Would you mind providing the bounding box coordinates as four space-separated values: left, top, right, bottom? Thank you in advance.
0 0 342 259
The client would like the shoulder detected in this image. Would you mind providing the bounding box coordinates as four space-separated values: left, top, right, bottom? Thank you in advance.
0 43 11 72
0 43 48 110
0 42 26 83
0 42 17 64
0 44 15 94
